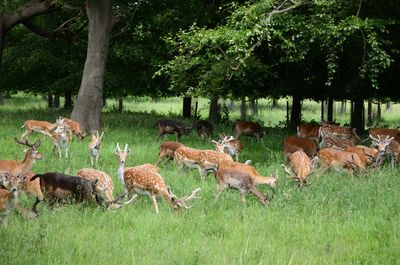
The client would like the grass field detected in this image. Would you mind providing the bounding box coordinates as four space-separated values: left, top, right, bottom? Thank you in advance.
0 94 399 265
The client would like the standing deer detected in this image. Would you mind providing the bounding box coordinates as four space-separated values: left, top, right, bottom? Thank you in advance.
214 168 269 205
233 120 264 140
21 120 57 140
369 134 399 168
212 134 243 161
62 117 85 141
154 119 192 142
52 118 70 158
155 141 184 166
282 151 319 185
89 131 104 166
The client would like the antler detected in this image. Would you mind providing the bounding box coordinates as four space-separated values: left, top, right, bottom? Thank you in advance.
281 164 298 181
14 137 41 149
180 188 201 209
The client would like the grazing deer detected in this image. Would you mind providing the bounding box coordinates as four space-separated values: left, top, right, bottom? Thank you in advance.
89 131 104 166
212 134 243 161
61 117 85 141
369 134 399 168
118 166 201 213
21 120 57 140
319 123 361 142
214 168 269 205
30 172 99 208
155 141 184 166
318 148 365 173
284 135 317 159
297 123 320 142
0 184 18 226
195 120 214 138
52 118 70 158
344 145 379 168
282 151 319 185
77 168 117 208
0 138 43 177
155 119 192 142
217 160 278 188
319 135 356 150
233 120 263 140
2 171 43 213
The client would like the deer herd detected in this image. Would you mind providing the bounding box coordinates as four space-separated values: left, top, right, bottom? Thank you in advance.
0 115 398 225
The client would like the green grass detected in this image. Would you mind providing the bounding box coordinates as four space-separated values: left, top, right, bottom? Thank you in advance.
0 95 400 265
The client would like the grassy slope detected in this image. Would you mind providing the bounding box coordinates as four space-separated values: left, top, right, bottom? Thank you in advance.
0 95 399 265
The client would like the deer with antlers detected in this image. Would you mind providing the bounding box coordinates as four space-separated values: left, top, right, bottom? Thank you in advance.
369 134 399 168
282 151 319 185
20 120 57 140
318 147 365 173
212 134 243 161
89 131 104 166
51 118 70 158
344 145 379 168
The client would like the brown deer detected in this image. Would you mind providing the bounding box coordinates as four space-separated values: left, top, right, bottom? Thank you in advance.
233 120 263 140
319 123 361 142
319 135 356 150
61 117 85 141
284 135 317 159
89 131 104 166
297 123 320 142
212 134 243 161
217 161 278 188
282 151 319 185
195 120 214 138
0 183 18 226
51 118 70 158
154 119 192 142
21 120 57 140
344 145 379 168
369 134 399 168
369 128 400 143
214 168 269 205
155 141 184 166
0 138 43 177
318 148 365 173
117 167 201 213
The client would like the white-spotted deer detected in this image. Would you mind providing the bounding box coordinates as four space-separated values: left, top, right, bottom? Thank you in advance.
118 167 201 213
369 134 399 168
21 120 57 140
215 168 269 205
89 131 104 166
62 117 85 141
282 151 319 185
77 168 117 208
344 145 379 168
318 147 365 173
52 118 70 158
155 141 184 166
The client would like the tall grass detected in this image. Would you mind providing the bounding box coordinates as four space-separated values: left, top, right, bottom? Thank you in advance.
0 95 399 265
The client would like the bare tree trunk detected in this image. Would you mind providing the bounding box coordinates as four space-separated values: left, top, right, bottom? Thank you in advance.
386 101 391 111
182 97 191 118
272 98 278 109
208 95 219 121
54 93 60 108
321 100 325 122
240 98 247 120
377 101 381 122
47 92 54 108
340 100 346 114
351 98 364 132
71 0 112 132
250 98 258 116
118 98 123 112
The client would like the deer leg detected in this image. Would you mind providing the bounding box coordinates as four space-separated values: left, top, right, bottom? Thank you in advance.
90 156 94 166
215 183 227 199
31 197 41 213
197 165 206 182
235 153 239 162
21 130 30 140
156 131 165 140
250 186 268 205
239 190 247 204
122 190 138 206
95 155 99 165
149 195 159 213
65 146 69 158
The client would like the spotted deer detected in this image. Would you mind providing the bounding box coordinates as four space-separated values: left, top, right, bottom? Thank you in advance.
318 147 365 173
212 134 243 161
319 135 356 150
155 141 184 166
62 117 85 141
217 160 278 188
21 120 57 140
89 131 104 166
369 128 400 143
282 151 319 185
51 118 70 158
76 168 117 208
319 123 361 142
117 167 201 213
214 168 269 205
344 145 379 168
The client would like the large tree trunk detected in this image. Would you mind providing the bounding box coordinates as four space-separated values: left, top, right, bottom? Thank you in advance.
208 95 219 122
351 98 364 132
240 98 246 120
289 96 301 132
64 92 72 108
71 0 112 132
47 92 54 108
377 101 381 122
182 97 191 118
321 100 325 121
367 100 372 127
54 93 60 108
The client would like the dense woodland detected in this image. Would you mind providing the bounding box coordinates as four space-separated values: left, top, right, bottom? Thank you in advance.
1 0 399 131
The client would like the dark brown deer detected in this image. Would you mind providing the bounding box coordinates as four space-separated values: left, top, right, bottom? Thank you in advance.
195 120 214 138
155 119 192 142
284 136 317 159
233 120 263 140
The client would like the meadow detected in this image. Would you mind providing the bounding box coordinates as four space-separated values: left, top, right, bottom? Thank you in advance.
1 95 399 265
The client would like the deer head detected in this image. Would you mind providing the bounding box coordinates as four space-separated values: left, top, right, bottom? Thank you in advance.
370 134 394 156
114 143 131 164
169 187 201 210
